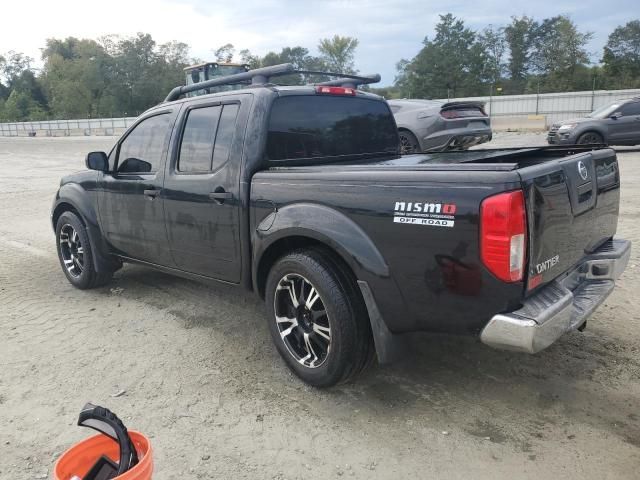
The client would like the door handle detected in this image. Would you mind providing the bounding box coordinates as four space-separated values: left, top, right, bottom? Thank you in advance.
143 189 161 198
209 190 233 204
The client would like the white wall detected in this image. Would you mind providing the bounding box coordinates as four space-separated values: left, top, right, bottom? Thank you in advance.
438 88 640 126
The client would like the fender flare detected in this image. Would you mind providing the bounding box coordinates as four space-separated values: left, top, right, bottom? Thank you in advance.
52 183 115 272
253 203 390 289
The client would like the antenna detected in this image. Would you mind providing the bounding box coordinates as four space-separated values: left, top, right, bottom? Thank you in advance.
165 63 381 102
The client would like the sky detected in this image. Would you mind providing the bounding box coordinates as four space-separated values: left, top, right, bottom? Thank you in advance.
1 0 638 86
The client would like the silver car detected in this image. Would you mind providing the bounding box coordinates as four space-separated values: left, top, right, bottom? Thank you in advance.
548 97 640 146
388 99 492 153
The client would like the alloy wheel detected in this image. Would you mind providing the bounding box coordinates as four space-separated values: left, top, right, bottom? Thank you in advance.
59 224 84 278
273 274 331 368
578 133 602 144
399 134 417 154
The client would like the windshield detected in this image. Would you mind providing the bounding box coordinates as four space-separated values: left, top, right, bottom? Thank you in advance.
266 96 399 163
588 102 621 119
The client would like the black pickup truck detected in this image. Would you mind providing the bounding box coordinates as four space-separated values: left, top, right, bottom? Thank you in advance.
52 64 631 387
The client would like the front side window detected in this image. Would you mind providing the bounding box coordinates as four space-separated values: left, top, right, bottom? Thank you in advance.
117 114 170 173
266 96 399 163
620 102 640 117
589 103 620 119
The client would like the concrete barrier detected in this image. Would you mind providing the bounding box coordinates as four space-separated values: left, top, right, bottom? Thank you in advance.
491 115 547 132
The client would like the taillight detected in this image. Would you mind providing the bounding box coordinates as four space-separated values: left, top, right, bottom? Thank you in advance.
315 86 356 96
440 109 459 119
480 190 527 282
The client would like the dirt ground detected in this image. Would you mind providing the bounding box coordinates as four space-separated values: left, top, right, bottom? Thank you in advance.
1 132 639 479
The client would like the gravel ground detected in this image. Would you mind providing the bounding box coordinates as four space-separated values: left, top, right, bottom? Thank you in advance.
1 132 639 479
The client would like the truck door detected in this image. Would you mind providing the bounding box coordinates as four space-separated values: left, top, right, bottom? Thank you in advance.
162 94 250 282
98 109 177 264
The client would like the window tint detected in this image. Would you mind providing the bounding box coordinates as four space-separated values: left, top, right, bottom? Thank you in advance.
266 96 398 162
178 106 221 172
211 104 240 170
117 114 170 173
620 102 640 116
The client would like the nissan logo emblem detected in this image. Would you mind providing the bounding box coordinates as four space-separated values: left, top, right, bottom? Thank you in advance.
578 161 588 181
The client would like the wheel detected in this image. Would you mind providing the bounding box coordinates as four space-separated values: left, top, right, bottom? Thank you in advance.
399 130 421 154
55 211 113 289
265 249 374 387
577 131 604 145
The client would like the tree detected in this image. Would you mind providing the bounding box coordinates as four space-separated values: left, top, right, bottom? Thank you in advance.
213 43 235 63
0 89 46 121
530 16 593 91
396 14 485 98
41 37 115 118
477 25 506 89
504 16 538 87
602 20 640 88
318 35 359 73
0 51 34 88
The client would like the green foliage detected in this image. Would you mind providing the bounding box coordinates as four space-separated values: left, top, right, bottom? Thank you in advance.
602 20 640 88
530 16 593 91
398 13 601 98
504 16 538 84
317 35 359 74
2 18 640 122
213 44 235 63
396 14 487 98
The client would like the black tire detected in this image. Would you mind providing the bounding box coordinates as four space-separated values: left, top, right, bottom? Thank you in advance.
399 130 421 154
265 249 374 388
577 131 604 145
55 211 113 289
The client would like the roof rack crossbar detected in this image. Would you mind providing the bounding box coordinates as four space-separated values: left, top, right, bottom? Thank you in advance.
164 63 381 102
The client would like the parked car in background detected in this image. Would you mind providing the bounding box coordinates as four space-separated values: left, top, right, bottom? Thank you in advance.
548 97 640 146
388 99 492 153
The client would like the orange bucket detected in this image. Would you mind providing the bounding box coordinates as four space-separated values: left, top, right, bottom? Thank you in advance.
53 431 152 480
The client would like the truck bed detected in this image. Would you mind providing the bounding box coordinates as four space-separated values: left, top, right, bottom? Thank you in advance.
254 145 620 334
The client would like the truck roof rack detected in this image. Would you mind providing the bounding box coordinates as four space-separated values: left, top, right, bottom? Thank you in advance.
164 63 381 102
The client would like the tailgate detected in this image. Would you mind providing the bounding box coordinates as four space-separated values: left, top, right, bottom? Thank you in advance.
519 148 620 293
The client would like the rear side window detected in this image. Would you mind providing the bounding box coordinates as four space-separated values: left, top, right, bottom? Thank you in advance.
266 96 398 163
212 104 240 168
178 103 240 172
117 113 171 173
179 106 221 172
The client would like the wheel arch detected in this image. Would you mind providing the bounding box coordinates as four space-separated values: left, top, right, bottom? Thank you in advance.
577 127 607 143
52 184 116 273
52 183 100 230
253 203 389 299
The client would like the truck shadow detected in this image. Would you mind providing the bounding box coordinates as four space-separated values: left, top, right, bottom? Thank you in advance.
103 264 640 452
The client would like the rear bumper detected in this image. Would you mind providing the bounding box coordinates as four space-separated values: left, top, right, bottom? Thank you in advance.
480 238 631 353
422 126 492 151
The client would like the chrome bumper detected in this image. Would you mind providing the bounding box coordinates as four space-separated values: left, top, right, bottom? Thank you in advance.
480 238 631 353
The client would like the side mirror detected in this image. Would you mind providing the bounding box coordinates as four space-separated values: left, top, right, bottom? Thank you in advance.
86 151 109 171
610 112 622 120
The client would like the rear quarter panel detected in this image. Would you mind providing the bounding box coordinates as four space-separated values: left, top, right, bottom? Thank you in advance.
251 167 524 334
